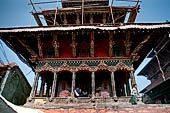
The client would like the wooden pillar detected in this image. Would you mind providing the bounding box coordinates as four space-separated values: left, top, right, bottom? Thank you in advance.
90 13 93 24
37 35 43 58
103 13 106 24
91 72 95 95
71 71 76 95
122 84 126 96
124 32 132 56
39 75 45 97
71 33 77 57
50 72 58 99
90 32 94 57
129 71 136 87
109 32 114 57
76 14 80 24
125 78 130 96
64 14 67 24
46 84 50 97
29 72 39 99
52 34 59 57
111 71 117 97
129 71 139 95
81 0 84 25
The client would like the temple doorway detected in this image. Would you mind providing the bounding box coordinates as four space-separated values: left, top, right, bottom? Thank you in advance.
114 71 130 97
56 71 72 97
95 71 112 97
38 71 54 97
76 71 91 96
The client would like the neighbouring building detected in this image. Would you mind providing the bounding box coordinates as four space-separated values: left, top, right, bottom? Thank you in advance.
138 34 170 104
0 63 31 105
0 0 170 105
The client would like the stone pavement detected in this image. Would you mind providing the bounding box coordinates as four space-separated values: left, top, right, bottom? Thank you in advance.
37 104 170 113
39 106 170 113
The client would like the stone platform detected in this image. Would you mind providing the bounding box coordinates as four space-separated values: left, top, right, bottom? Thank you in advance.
39 106 170 113
24 97 170 113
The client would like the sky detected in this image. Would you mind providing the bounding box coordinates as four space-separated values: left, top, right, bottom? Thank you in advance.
0 0 170 93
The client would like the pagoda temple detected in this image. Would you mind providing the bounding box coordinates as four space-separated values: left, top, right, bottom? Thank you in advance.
0 0 170 105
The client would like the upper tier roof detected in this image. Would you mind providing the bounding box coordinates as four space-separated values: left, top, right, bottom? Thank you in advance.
62 0 109 8
30 0 140 26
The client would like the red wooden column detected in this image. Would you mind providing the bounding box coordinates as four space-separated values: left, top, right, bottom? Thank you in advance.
90 32 94 57
50 71 58 100
111 71 117 97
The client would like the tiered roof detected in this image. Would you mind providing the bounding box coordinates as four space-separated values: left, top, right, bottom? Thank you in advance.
62 0 109 8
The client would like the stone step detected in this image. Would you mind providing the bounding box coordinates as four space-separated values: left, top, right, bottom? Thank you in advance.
39 106 170 113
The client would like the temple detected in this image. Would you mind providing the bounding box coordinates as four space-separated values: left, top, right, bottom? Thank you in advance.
0 0 170 105
138 34 170 104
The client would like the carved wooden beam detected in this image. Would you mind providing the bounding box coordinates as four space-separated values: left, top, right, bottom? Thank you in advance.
90 13 93 24
90 32 94 57
36 35 43 58
81 0 84 25
63 14 67 25
124 32 132 56
132 35 151 54
71 32 77 57
16 37 37 56
109 32 114 57
52 33 59 57
76 13 80 24
103 13 106 24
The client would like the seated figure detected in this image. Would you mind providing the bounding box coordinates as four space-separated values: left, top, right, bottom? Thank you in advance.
59 90 70 97
74 88 81 98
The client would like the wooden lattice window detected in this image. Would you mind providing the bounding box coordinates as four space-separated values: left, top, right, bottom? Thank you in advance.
78 40 90 57
113 44 124 57
44 47 55 58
